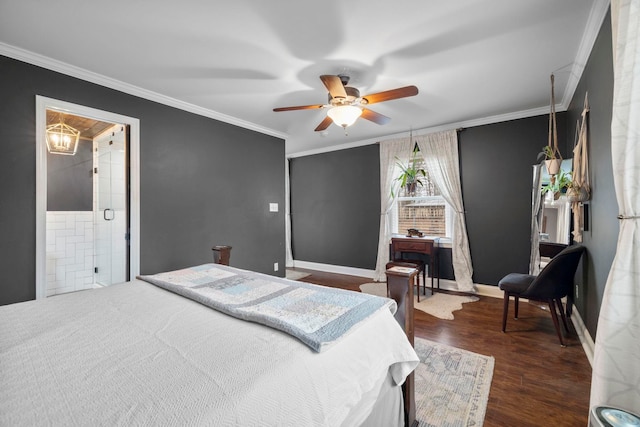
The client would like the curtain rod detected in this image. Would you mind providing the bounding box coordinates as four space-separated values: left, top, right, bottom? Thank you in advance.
372 127 466 144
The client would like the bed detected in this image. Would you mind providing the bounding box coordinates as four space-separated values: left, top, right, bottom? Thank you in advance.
0 258 419 426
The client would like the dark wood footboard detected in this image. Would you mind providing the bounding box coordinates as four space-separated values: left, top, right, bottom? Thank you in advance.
211 246 417 426
386 263 418 427
212 245 232 265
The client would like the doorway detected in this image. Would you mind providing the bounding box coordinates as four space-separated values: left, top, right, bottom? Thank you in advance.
36 96 140 299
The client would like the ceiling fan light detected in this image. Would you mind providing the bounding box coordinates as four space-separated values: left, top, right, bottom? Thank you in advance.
327 105 362 128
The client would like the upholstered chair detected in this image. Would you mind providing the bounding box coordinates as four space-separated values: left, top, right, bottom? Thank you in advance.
498 245 585 346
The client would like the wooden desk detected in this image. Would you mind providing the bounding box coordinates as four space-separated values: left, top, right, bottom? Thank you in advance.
390 235 440 294
539 242 568 258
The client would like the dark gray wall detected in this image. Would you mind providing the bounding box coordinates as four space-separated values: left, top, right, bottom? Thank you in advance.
565 10 616 337
288 11 615 341
290 116 564 285
47 139 93 211
138 104 285 276
459 114 567 285
0 55 285 306
290 145 380 269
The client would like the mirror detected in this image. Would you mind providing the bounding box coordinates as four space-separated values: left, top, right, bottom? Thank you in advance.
540 194 571 244
539 158 572 244
530 159 572 274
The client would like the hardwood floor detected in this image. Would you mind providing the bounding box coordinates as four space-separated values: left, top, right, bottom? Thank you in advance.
293 268 592 427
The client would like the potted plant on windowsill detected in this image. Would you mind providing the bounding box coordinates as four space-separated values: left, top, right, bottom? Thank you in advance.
392 146 426 197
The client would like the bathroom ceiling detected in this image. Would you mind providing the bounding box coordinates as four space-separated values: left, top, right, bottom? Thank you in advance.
1 0 609 155
46 111 114 141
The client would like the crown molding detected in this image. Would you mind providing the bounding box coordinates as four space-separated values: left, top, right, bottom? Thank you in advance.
287 105 552 158
0 42 288 140
560 0 611 108
3 0 609 155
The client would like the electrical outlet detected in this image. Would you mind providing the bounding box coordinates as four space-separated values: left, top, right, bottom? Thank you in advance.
274 262 279 272
575 284 579 299
269 203 278 212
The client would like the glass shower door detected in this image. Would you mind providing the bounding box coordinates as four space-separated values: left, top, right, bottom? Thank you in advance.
95 150 113 286
94 127 127 286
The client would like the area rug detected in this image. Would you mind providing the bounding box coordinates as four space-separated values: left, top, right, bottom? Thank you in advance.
285 269 310 281
358 282 478 320
414 337 494 426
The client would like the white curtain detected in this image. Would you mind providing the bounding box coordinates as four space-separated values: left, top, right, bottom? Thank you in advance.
590 0 640 414
374 138 413 282
529 163 544 275
285 158 294 267
415 130 475 293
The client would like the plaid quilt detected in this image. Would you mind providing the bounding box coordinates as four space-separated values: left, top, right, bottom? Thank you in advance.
138 264 395 352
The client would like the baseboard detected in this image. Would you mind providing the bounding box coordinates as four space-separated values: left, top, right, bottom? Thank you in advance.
474 283 503 299
571 306 595 367
292 260 377 279
292 260 501 296
431 279 502 298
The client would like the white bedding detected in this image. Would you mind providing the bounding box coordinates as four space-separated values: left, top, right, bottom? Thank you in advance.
0 278 419 426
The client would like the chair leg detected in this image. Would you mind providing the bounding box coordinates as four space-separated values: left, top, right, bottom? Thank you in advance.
424 267 429 296
514 296 519 319
555 298 571 333
502 292 509 332
415 276 420 303
548 299 566 347
429 263 434 295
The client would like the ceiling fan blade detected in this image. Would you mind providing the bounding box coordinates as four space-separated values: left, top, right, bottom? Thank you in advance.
320 75 347 99
362 85 418 105
273 104 324 112
314 116 334 132
361 108 391 125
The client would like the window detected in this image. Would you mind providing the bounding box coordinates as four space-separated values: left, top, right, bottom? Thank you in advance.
391 151 453 238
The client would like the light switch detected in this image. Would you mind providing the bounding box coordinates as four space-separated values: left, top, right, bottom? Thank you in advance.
269 203 279 212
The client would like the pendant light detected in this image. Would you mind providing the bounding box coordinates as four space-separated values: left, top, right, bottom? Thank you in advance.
46 114 80 155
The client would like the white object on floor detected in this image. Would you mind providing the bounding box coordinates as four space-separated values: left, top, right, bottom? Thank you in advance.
359 282 478 320
286 269 311 280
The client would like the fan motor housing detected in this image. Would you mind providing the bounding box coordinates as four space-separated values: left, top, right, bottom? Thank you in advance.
328 86 361 105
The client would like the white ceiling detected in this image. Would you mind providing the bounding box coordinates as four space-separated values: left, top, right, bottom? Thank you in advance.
0 0 609 155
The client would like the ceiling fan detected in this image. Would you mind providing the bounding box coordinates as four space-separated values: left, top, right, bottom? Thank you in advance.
273 75 419 132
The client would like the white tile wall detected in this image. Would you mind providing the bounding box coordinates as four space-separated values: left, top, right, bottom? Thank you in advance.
46 211 95 296
45 124 128 296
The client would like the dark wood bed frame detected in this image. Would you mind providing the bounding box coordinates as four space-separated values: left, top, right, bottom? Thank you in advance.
212 245 233 266
212 245 418 427
386 264 419 427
